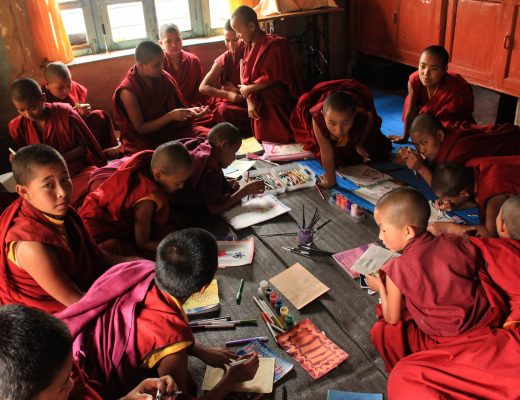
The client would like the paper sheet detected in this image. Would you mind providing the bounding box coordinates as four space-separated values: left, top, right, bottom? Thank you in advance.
217 237 255 267
428 202 455 223
236 137 263 158
332 243 373 279
182 279 219 312
0 172 16 193
223 160 256 179
351 244 399 275
202 357 275 393
336 165 393 187
353 181 402 205
269 263 329 309
277 319 349 380
222 194 290 230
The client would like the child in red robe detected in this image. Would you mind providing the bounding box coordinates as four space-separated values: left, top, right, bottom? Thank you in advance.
429 156 520 237
199 20 251 135
80 141 192 258
113 40 209 155
402 114 520 185
290 80 392 188
231 6 301 143
9 78 107 207
365 187 506 372
390 45 474 143
180 122 264 214
58 229 259 399
42 62 120 158
0 304 179 400
0 145 125 314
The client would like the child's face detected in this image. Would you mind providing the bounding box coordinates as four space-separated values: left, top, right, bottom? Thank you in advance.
34 351 74 400
434 192 468 211
16 162 72 217
374 208 412 252
224 30 239 52
218 140 242 168
13 96 46 121
323 109 355 140
230 18 256 42
45 77 72 100
411 129 444 161
160 32 183 56
418 52 447 88
157 165 192 193
139 55 164 78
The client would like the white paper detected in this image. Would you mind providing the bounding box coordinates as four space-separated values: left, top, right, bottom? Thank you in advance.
337 165 393 187
217 238 255 267
222 194 290 230
352 244 400 275
223 160 256 179
0 172 16 193
354 181 402 205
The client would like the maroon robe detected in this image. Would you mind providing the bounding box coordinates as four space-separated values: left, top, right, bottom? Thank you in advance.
434 122 520 164
370 232 506 371
471 237 520 328
79 151 171 257
8 102 106 206
163 50 205 106
0 198 104 314
42 80 118 150
466 155 520 225
291 79 392 165
241 32 301 143
113 65 207 154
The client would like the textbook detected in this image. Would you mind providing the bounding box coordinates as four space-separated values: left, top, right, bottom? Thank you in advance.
262 142 315 162
327 390 383 400
236 137 263 158
183 279 220 316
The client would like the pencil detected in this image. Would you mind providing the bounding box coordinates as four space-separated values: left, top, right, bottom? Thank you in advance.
314 184 325 200
236 279 244 304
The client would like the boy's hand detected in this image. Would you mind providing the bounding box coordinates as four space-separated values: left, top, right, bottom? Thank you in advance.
170 108 195 122
356 145 370 161
190 106 210 119
244 180 265 196
317 175 335 189
227 353 259 383
246 99 259 120
427 221 465 236
405 150 425 171
76 103 91 117
227 91 243 103
239 84 253 98
366 273 383 292
462 225 489 239
199 346 238 368
435 198 453 212
121 376 177 399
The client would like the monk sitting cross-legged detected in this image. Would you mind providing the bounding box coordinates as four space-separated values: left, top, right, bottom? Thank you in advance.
114 40 209 154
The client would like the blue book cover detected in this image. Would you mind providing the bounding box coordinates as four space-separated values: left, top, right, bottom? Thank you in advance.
236 339 293 383
327 390 382 400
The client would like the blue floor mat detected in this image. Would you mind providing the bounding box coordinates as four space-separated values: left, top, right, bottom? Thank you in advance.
372 89 405 138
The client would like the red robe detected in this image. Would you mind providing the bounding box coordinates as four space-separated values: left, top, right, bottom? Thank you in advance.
291 79 392 165
8 102 106 206
41 80 118 150
434 122 520 164
388 327 520 400
466 155 520 224
370 232 506 372
79 151 171 257
212 43 251 136
471 237 520 328
163 50 205 106
403 71 475 128
241 33 301 143
0 198 104 314
113 65 208 155
70 360 104 400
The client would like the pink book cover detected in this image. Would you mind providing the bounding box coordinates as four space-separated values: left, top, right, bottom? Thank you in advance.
262 142 315 161
332 243 373 279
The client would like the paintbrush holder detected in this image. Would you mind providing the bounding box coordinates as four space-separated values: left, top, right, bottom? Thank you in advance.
298 228 313 245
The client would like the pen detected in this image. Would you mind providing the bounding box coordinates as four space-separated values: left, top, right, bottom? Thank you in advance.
225 336 269 346
236 279 245 304
228 358 249 367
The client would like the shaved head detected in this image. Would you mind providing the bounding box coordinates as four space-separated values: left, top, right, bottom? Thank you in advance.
159 23 181 39
135 40 164 63
151 141 192 175
11 78 43 102
44 62 71 82
224 19 233 32
431 162 474 197
410 113 444 137
422 45 450 68
208 123 241 147
323 92 356 115
231 5 258 25
376 187 431 231
12 144 66 186
500 195 520 240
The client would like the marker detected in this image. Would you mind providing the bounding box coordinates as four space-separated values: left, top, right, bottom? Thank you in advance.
191 323 236 329
253 297 274 324
261 312 278 341
270 323 286 334
225 336 269 347
236 279 245 304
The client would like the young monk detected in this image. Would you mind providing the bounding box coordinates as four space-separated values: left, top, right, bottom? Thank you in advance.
403 114 520 185
230 5 301 143
290 80 392 188
180 122 264 214
9 78 106 206
390 45 475 143
199 20 251 135
160 23 206 106
42 62 120 158
0 145 126 314
114 40 209 154
429 157 520 237
57 229 260 399
366 187 506 372
0 304 179 400
80 141 192 258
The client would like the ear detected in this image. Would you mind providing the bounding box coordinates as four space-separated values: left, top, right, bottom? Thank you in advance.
496 212 509 237
404 224 418 241
152 169 162 182
16 184 29 200
220 140 229 150
436 129 445 143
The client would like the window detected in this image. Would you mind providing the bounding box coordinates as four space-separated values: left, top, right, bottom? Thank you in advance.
58 0 231 56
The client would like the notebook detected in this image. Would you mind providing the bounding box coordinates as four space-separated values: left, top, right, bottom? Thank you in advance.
236 137 263 158
182 279 219 316
336 165 393 187
262 142 315 162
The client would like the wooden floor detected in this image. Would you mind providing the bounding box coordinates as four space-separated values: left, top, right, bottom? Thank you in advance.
190 161 388 399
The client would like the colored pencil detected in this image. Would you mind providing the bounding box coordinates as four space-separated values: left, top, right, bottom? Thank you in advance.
314 184 325 200
191 323 236 329
259 299 285 329
253 297 274 324
261 312 278 341
270 323 286 334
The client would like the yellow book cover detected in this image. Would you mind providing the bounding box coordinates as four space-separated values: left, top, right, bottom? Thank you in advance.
182 279 219 314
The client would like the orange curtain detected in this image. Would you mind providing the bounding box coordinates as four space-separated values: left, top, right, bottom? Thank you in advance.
26 0 74 64
228 0 259 13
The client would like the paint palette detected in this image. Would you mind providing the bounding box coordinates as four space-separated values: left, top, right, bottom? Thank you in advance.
246 163 316 195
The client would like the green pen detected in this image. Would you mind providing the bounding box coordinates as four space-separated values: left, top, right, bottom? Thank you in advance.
236 279 245 304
